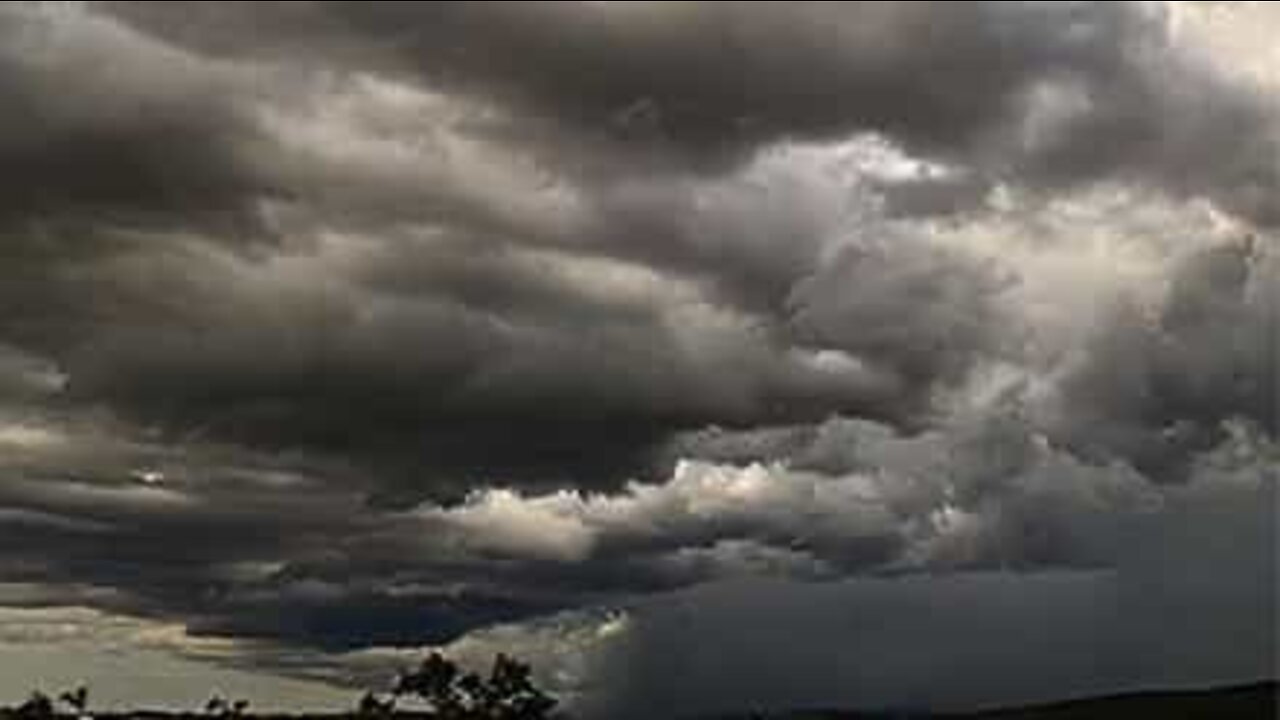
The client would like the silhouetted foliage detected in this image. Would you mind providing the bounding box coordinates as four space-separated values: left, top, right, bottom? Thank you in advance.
356 691 396 718
58 686 89 716
204 696 226 716
202 696 248 718
14 692 54 720
0 652 558 720
395 654 461 716
392 653 557 720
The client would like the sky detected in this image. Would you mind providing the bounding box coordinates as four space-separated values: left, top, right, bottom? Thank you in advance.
0 1 1276 717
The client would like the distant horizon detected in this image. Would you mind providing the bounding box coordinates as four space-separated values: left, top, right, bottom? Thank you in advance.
4 679 1278 718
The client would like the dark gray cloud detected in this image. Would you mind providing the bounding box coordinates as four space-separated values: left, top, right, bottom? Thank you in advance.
0 420 537 650
101 2 1035 166
43 231 899 496
0 1 925 489
1054 240 1278 480
99 2 1280 224
0 395 1269 664
534 474 1275 718
0 1 1269 494
0 4 275 237
0 0 1276 706
786 234 1016 394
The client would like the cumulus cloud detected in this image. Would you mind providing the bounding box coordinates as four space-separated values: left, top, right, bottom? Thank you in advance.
100 2 1280 223
1051 239 1279 479
0 1 1276 711
0 3 275 237
1 1 1271 493
323 463 1273 719
420 406 1270 584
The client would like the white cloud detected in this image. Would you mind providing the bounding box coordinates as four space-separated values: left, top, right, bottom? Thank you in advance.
421 409 1174 575
423 489 595 563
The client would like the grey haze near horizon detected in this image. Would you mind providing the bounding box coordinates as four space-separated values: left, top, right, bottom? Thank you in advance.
0 1 1276 716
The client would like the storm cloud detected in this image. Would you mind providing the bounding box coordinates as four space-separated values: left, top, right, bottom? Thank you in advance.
0 1 1276 714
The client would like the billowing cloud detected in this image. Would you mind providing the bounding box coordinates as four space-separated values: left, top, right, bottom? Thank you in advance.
0 1 1276 712
99 2 1280 222
0 3 275 236
1052 239 1278 479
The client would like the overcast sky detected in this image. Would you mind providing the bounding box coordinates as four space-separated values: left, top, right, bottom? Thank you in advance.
0 2 1276 717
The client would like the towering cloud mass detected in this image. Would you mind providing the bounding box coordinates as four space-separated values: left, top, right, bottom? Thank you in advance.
0 1 1275 715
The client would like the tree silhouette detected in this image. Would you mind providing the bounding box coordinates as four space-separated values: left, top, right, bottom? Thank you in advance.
204 696 227 716
58 685 89 717
392 652 557 720
476 654 557 720
395 653 464 718
14 692 54 720
203 696 248 718
356 691 396 717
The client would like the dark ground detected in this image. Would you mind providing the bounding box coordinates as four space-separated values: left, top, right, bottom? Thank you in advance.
2 682 1276 720
724 682 1278 719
